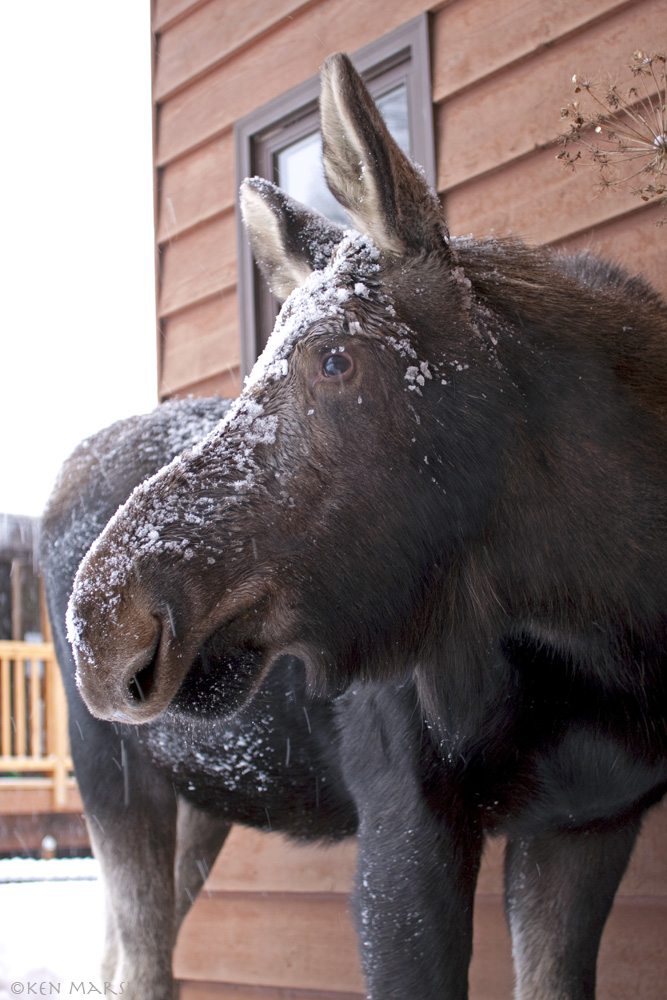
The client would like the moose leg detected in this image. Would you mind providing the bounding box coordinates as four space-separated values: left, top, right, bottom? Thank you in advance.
79 730 179 1000
354 803 482 1000
505 818 641 1000
90 793 178 999
173 797 231 934
99 881 120 983
339 685 483 1000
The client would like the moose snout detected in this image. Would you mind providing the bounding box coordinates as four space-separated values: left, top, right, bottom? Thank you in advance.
73 610 171 723
69 571 194 724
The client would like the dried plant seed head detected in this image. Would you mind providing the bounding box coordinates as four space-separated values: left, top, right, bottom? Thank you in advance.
557 50 667 223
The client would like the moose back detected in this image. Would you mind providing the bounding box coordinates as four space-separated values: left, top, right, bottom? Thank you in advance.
67 55 666 1000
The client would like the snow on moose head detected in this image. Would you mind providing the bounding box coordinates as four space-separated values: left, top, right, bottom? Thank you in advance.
68 54 524 723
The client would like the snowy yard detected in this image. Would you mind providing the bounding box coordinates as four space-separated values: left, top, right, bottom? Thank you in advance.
0 859 105 998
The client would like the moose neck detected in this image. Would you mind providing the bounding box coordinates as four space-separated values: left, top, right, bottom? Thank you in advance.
471 255 663 639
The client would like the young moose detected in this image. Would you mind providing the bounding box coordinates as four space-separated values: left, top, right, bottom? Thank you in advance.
68 56 666 998
41 399 355 1000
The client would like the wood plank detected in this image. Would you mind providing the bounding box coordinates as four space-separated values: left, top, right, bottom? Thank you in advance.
0 641 54 660
176 890 667 997
443 139 653 245
44 645 55 755
176 815 666 995
0 657 10 757
156 0 315 101
29 656 41 756
159 213 236 317
0 783 82 815
164 366 242 402
0 810 89 856
469 895 514 1000
179 983 363 1000
0 757 57 772
156 0 431 165
619 802 667 897
13 658 26 756
436 0 666 191
51 670 69 809
432 0 629 102
174 894 365 993
160 291 240 395
206 804 667 901
598 898 667 999
153 0 209 32
476 833 504 895
158 133 235 242
207 828 357 895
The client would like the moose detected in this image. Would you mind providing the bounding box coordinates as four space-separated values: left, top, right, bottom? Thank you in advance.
65 55 666 999
40 397 356 1000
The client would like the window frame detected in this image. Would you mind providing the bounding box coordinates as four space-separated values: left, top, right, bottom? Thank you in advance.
234 14 435 377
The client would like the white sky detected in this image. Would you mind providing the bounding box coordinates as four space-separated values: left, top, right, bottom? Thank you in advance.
1 2 157 517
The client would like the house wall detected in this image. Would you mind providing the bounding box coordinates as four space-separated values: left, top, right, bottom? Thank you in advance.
152 0 665 402
174 809 667 998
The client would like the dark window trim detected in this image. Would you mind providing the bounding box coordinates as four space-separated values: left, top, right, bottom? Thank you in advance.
234 14 435 378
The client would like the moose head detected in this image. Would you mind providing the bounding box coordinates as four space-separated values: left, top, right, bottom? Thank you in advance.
68 55 664 727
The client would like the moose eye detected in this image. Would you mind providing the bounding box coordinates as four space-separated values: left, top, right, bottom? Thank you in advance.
321 351 354 379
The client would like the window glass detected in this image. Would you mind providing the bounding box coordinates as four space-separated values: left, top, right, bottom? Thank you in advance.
274 84 409 226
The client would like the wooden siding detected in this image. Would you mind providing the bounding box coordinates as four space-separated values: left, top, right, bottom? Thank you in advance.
174 804 667 998
153 0 666 401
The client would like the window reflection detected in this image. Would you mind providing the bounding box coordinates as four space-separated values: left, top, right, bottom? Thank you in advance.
274 84 410 227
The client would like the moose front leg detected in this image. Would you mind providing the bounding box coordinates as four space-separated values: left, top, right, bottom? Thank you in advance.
505 818 641 1000
354 803 483 1000
90 808 178 1000
79 730 179 1000
338 683 483 1000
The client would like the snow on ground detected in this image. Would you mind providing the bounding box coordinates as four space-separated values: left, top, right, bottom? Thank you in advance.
0 858 105 998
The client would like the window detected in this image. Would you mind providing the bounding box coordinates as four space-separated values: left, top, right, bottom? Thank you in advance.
235 15 435 376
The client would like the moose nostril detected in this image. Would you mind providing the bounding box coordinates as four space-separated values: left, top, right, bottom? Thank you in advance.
127 656 158 703
125 621 162 705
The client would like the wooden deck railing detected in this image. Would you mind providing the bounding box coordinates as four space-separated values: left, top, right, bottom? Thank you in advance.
0 640 74 810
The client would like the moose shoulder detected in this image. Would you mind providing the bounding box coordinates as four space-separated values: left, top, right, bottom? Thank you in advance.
68 55 666 1000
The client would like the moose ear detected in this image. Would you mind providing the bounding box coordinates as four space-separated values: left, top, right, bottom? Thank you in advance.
240 178 345 301
320 54 448 257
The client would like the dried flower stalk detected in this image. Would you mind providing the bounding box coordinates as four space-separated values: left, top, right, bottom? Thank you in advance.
558 51 666 218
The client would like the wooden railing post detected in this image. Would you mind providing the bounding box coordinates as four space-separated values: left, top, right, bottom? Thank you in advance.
51 660 69 810
0 640 74 812
0 650 10 758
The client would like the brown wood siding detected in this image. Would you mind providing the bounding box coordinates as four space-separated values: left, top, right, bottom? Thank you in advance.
436 0 662 191
160 292 239 394
174 804 667 998
154 0 209 32
155 0 317 101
